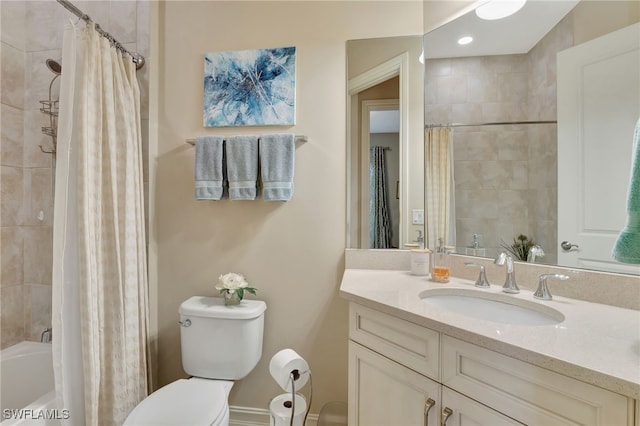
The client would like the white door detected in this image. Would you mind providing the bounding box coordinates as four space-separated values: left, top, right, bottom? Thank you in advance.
557 23 640 274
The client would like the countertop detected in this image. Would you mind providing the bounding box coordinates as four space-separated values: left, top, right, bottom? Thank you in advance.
340 268 640 399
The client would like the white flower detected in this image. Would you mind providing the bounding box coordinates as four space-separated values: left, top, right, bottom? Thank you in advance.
216 272 249 291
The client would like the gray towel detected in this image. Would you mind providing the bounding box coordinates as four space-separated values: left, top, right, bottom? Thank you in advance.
260 133 295 201
194 136 225 200
226 135 259 200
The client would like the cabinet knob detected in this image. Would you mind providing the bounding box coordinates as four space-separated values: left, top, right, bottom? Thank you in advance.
441 407 453 426
424 398 435 426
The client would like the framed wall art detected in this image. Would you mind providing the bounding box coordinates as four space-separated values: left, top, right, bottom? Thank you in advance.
203 46 296 127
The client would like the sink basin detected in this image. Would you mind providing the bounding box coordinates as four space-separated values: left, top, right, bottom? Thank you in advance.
420 288 564 326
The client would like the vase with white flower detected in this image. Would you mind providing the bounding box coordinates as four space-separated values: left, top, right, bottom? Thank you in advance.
216 273 257 306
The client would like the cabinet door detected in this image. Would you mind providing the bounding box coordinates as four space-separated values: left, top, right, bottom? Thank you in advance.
349 341 440 426
440 387 524 426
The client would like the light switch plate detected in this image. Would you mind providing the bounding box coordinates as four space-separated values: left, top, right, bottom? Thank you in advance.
412 209 424 225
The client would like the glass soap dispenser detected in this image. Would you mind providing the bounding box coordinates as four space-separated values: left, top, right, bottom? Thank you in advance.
431 237 450 283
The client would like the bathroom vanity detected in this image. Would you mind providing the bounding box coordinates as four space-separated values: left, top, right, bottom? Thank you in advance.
340 268 640 426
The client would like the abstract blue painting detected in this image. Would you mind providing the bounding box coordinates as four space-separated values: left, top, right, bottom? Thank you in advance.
203 47 296 127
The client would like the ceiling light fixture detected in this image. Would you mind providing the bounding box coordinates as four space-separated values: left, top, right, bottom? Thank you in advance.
475 0 526 20
457 36 474 45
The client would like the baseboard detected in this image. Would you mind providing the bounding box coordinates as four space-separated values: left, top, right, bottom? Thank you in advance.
229 405 318 426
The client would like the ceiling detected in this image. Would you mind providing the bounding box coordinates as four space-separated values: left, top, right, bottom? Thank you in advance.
424 0 580 59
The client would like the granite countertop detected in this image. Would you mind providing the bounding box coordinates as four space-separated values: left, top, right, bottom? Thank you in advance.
340 268 640 399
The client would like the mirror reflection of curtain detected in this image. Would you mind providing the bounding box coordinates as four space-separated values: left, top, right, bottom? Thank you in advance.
425 128 456 249
369 147 393 248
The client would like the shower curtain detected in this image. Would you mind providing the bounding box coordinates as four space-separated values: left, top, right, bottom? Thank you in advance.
425 128 456 250
370 147 392 248
52 21 149 426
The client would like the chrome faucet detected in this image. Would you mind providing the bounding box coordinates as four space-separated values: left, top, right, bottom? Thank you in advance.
464 262 491 288
527 245 545 263
494 252 519 294
534 274 569 300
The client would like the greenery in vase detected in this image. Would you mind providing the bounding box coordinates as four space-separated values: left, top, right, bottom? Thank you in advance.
216 272 257 301
500 234 536 261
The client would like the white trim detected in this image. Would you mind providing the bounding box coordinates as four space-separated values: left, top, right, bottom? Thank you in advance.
347 52 410 249
229 406 318 426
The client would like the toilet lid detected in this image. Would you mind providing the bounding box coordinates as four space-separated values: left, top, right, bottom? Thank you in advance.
124 378 228 426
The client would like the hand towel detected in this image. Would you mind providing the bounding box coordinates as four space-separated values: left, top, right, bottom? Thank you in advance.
226 135 259 200
612 117 640 264
194 135 225 200
260 133 295 201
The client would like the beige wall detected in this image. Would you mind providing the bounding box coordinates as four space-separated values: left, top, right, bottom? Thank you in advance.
571 0 640 45
153 0 424 412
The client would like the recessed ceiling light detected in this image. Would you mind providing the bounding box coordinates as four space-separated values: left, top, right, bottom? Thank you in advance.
475 0 526 20
458 36 473 45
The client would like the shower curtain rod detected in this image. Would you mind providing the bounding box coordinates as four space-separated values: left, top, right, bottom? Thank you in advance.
55 0 145 70
425 120 557 129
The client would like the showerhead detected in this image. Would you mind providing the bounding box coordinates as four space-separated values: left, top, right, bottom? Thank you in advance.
46 59 62 75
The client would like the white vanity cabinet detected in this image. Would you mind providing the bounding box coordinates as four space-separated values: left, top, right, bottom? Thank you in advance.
348 303 634 426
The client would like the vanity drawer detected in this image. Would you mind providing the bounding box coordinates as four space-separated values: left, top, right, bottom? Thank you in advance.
349 303 440 380
442 335 632 426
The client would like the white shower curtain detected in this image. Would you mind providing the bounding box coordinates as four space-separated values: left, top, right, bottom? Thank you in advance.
52 21 149 426
425 128 456 250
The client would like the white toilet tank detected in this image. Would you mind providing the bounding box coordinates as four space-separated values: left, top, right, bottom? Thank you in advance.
179 296 266 380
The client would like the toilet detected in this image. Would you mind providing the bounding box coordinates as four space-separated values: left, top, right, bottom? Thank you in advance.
124 296 267 426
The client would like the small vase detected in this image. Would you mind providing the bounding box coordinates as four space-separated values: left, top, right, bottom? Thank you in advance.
223 291 241 306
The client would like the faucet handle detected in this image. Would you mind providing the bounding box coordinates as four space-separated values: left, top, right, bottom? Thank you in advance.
494 252 519 294
464 262 491 288
534 273 569 300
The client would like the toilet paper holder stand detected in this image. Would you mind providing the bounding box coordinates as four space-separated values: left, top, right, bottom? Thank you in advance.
269 369 313 426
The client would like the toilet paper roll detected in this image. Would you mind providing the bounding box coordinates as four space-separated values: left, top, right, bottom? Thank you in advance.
269 349 310 392
269 393 307 426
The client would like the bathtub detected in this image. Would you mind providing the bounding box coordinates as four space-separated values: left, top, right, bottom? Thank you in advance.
1 342 60 426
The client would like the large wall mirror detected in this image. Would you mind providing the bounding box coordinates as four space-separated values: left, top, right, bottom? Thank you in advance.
423 0 639 275
346 36 425 249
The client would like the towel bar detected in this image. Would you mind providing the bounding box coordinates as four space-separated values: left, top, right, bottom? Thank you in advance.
186 135 308 145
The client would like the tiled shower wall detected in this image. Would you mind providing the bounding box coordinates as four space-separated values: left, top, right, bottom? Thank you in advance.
0 0 149 349
425 15 573 263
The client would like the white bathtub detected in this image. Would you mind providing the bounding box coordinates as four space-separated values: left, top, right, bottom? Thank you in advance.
1 342 59 426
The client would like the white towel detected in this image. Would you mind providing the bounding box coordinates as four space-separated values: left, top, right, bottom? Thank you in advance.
260 133 295 201
226 135 259 200
194 136 225 200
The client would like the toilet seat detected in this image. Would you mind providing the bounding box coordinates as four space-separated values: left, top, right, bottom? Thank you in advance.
124 378 231 426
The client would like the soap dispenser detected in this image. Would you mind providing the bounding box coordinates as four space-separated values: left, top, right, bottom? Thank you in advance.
431 237 450 283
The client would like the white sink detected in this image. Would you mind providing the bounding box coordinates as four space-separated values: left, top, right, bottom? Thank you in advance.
420 288 564 326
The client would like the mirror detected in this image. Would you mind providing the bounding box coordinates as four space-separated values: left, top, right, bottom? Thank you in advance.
423 0 640 274
346 36 425 249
